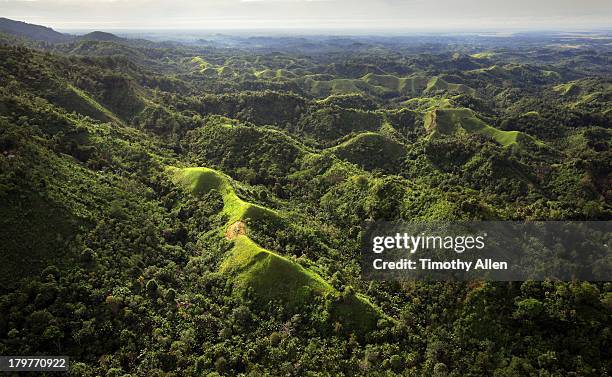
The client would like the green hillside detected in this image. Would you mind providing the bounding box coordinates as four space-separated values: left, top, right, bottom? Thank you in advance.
171 166 279 225
219 235 333 307
300 73 476 98
361 73 429 95
172 166 383 333
0 17 71 43
425 76 476 96
221 235 381 333
0 23 610 377
330 132 406 171
425 108 523 147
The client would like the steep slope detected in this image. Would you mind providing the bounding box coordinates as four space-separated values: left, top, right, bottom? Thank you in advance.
330 132 406 172
361 73 428 95
424 108 539 148
424 76 476 96
171 166 383 334
184 119 311 184
300 73 477 99
219 235 333 308
0 100 173 284
0 45 148 125
0 17 71 43
170 167 279 225
465 63 562 87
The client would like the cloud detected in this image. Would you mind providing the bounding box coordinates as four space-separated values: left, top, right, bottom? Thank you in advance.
1 0 610 30
240 0 331 2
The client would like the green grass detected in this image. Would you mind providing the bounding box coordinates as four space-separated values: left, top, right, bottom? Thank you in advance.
190 57 237 77
361 73 402 90
170 167 278 224
66 83 124 125
468 65 505 76
220 235 383 332
190 56 209 68
402 76 431 94
470 51 496 59
220 235 333 307
254 68 296 80
361 73 429 95
330 292 383 333
401 97 453 111
359 74 475 96
542 70 561 79
303 76 395 97
301 74 475 99
216 66 234 76
425 108 521 147
305 78 363 96
486 128 520 146
553 82 581 96
172 166 384 333
425 77 476 96
522 111 540 117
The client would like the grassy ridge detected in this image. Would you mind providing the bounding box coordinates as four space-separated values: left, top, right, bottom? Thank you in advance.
425 76 476 96
219 235 333 307
171 166 278 224
425 108 523 147
301 74 476 98
67 83 124 125
221 235 382 333
171 166 382 334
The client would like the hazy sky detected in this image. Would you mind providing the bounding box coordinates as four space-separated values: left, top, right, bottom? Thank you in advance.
1 0 611 31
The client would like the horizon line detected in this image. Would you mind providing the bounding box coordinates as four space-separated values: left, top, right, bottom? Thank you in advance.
2 16 610 34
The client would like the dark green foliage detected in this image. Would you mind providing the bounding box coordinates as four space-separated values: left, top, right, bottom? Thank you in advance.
317 93 378 111
185 117 306 187
332 132 406 172
194 90 307 127
0 27 610 377
297 107 383 145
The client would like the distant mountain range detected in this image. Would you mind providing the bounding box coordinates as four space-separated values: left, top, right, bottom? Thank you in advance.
0 17 125 43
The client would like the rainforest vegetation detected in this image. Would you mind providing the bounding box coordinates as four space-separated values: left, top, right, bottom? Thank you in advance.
0 18 611 376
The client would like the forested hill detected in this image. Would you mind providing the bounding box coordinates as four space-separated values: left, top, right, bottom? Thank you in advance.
0 20 610 376
0 17 71 43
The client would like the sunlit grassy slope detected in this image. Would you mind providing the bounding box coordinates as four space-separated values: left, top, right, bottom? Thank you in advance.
171 166 383 333
425 76 476 96
301 74 476 98
219 235 333 306
171 166 278 224
362 73 429 95
425 108 524 147
67 83 124 125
